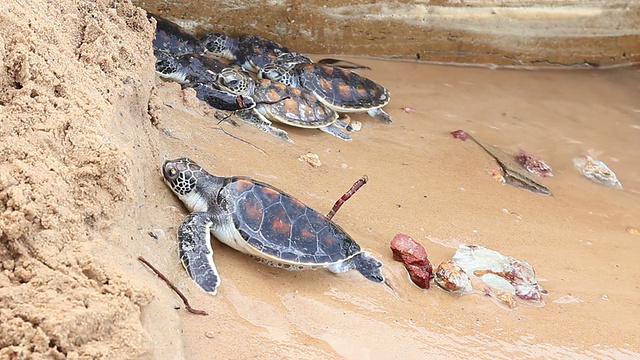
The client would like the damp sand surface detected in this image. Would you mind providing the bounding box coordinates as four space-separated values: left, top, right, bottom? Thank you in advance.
1 7 638 354
147 59 640 359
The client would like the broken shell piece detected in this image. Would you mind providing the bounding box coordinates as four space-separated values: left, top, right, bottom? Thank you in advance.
346 120 362 132
401 107 416 114
434 260 473 293
516 150 553 177
573 155 622 189
390 233 434 289
299 153 322 168
337 115 362 132
626 226 639 235
452 245 543 302
491 170 506 184
496 291 518 309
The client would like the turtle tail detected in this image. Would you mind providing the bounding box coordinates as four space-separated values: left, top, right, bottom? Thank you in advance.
327 252 385 283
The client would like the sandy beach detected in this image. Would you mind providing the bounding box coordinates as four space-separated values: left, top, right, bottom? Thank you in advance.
1 0 639 359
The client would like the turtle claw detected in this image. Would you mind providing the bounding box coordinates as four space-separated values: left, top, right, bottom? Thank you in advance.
178 212 220 294
367 108 392 124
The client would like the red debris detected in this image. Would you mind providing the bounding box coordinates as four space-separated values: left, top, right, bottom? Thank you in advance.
401 107 416 114
390 233 434 289
450 129 469 141
516 150 553 177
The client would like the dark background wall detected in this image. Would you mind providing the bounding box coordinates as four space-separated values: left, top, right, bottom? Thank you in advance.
135 0 640 67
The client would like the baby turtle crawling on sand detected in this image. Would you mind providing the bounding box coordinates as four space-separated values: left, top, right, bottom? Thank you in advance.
155 51 225 84
216 67 352 142
260 56 392 123
200 33 298 73
200 33 364 72
162 158 385 294
154 50 256 112
149 12 204 55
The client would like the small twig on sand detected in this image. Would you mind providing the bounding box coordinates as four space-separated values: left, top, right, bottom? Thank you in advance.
214 125 268 155
326 175 368 220
212 112 267 155
137 256 208 316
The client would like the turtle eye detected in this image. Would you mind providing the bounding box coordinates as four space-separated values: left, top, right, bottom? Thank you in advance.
164 165 179 181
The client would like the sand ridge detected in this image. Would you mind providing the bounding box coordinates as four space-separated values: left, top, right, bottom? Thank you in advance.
0 0 163 358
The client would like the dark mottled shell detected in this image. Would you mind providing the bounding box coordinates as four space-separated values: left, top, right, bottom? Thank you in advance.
236 35 290 70
149 12 204 55
296 63 390 111
223 177 361 265
179 53 226 85
254 79 337 128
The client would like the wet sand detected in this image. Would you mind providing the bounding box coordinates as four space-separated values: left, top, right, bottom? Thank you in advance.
146 59 640 359
1 2 638 355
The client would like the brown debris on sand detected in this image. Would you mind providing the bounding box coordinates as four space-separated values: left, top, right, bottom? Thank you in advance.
451 129 551 195
390 233 434 289
516 150 553 177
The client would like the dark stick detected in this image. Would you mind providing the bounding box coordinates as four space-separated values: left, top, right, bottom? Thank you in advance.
326 175 368 220
257 95 291 105
137 256 208 316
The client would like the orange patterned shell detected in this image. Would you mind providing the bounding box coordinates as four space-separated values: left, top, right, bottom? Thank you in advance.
221 177 361 264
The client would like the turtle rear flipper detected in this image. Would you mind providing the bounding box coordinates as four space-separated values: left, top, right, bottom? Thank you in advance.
319 124 352 141
235 109 293 143
317 58 371 70
327 252 384 283
178 212 220 294
367 108 392 124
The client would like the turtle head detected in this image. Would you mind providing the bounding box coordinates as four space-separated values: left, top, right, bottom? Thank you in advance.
155 50 187 83
215 68 253 96
258 63 297 87
162 158 210 211
200 33 238 61
272 52 312 68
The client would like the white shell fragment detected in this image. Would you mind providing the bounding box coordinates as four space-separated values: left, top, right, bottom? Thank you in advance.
434 260 473 293
573 155 622 189
299 153 322 168
452 245 543 302
496 291 518 309
338 115 362 132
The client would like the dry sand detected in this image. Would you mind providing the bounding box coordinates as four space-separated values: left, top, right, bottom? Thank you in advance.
1 0 639 359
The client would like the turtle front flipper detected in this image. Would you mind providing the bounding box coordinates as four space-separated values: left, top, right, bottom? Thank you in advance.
178 212 221 294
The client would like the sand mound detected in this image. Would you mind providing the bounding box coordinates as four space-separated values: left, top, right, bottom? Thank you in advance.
0 0 159 358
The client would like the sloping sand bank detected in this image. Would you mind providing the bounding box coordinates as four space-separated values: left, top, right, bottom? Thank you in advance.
0 0 168 358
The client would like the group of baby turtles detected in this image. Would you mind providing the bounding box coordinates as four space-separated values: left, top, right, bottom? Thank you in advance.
152 13 389 295
150 13 392 142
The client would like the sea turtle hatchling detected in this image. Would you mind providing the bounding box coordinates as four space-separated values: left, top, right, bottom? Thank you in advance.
215 67 351 141
200 33 312 73
154 50 257 112
155 51 226 85
200 32 366 72
259 58 392 123
149 12 204 55
162 158 386 294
